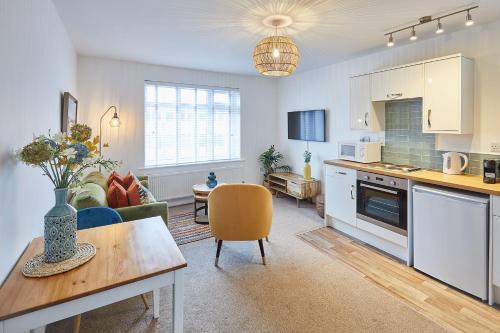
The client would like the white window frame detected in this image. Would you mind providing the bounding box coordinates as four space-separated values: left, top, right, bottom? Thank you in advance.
144 81 241 168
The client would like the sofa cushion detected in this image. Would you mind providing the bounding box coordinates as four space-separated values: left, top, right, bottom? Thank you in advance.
107 171 125 187
107 180 128 208
82 171 108 191
123 171 138 189
70 183 108 210
127 181 156 206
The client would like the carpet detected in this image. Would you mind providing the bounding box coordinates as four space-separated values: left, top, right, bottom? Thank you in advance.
47 197 446 333
168 211 213 245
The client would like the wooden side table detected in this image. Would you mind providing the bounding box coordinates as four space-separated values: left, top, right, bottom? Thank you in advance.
192 184 224 224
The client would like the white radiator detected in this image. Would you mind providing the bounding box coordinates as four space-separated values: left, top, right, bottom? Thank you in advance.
147 165 244 202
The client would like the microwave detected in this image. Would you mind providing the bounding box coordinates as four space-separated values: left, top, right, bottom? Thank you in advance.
338 141 381 163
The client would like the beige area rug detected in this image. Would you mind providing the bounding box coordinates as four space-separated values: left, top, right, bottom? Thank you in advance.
47 197 446 333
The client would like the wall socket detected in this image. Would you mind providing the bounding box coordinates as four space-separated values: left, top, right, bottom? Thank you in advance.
491 143 500 153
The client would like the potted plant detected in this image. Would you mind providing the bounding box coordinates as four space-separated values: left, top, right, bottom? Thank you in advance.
303 150 312 180
17 124 119 263
259 145 291 190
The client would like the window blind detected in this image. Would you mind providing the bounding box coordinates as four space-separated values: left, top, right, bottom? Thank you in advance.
144 82 241 167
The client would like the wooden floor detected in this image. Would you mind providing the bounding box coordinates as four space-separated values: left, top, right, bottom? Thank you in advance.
298 227 500 333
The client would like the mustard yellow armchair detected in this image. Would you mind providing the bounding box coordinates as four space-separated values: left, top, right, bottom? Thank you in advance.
208 184 272 266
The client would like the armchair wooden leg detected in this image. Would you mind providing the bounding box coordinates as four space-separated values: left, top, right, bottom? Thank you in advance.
258 239 266 265
141 293 150 309
215 240 223 266
73 314 81 333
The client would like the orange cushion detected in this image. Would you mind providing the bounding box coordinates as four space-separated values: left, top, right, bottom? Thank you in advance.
107 180 128 208
127 181 155 206
107 171 124 187
123 171 137 189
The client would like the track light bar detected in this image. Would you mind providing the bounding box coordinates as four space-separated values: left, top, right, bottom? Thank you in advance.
384 5 478 47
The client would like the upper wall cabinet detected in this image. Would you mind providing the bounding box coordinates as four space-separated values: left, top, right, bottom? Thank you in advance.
371 64 423 101
349 74 384 131
423 56 474 134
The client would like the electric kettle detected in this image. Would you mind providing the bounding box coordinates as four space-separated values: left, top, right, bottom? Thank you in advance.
442 152 468 175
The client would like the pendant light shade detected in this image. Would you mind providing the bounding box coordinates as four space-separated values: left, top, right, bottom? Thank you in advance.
253 35 300 76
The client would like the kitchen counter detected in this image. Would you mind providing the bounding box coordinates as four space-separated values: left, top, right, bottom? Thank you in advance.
324 159 500 196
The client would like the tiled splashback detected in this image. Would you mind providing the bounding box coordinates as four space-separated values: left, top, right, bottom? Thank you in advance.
382 99 499 176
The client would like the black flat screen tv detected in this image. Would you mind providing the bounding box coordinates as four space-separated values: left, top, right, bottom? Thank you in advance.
288 110 326 142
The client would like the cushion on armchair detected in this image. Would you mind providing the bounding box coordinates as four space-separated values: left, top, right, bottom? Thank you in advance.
70 183 108 209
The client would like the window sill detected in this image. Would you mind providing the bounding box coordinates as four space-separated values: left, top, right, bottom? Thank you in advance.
138 159 246 172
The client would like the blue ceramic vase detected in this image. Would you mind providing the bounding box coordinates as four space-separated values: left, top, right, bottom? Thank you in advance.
43 188 77 263
206 172 217 188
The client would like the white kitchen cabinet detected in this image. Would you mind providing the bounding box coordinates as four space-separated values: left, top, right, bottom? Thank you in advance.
371 64 423 101
349 74 384 132
423 56 474 134
325 165 357 226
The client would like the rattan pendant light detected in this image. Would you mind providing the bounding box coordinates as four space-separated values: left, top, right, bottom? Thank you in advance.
253 18 300 76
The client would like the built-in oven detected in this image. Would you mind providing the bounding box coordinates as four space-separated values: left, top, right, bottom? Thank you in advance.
356 171 407 236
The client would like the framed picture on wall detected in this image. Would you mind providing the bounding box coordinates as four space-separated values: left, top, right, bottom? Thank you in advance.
61 92 78 133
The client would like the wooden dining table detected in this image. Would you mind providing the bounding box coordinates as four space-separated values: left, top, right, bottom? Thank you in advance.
0 217 187 333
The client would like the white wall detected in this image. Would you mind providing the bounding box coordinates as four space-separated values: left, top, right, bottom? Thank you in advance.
277 20 500 183
0 0 77 283
77 56 277 192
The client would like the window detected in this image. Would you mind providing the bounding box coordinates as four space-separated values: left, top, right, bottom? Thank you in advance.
144 82 240 167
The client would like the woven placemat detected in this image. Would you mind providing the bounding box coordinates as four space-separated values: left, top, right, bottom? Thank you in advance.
22 243 96 278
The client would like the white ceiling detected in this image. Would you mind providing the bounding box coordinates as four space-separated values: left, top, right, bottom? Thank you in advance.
53 0 500 75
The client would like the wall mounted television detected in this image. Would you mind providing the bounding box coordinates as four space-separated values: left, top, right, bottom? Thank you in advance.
287 109 326 142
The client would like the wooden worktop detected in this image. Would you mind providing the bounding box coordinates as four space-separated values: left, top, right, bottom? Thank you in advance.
0 217 187 321
324 159 500 196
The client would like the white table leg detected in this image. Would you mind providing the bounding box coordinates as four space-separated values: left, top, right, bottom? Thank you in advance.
173 269 184 333
153 289 160 319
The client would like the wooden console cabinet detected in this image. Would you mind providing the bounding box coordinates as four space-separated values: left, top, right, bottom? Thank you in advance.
267 173 321 207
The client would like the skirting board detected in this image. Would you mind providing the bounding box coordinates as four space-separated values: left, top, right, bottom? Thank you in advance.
325 215 408 263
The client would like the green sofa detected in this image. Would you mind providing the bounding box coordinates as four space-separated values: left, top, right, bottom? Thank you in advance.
70 171 169 226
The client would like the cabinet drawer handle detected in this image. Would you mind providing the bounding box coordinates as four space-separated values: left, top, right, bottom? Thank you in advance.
427 109 432 128
336 171 347 175
350 185 355 200
388 93 403 99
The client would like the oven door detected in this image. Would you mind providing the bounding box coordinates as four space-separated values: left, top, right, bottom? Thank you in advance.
356 181 407 236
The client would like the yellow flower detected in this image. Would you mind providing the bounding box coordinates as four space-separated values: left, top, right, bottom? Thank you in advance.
93 136 100 145
58 156 68 166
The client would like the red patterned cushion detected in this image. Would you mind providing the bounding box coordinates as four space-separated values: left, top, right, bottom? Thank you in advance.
107 180 128 208
107 171 124 187
127 181 156 206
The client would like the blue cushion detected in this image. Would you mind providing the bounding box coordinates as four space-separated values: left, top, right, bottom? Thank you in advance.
77 207 123 230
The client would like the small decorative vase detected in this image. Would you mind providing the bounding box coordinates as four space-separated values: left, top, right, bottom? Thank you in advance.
206 172 218 188
303 162 312 180
43 188 77 263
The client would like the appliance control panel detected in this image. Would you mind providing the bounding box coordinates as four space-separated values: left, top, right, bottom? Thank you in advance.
357 171 408 190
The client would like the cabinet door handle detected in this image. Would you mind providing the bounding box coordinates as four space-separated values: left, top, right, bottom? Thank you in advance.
427 109 431 128
350 185 355 200
364 112 368 127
